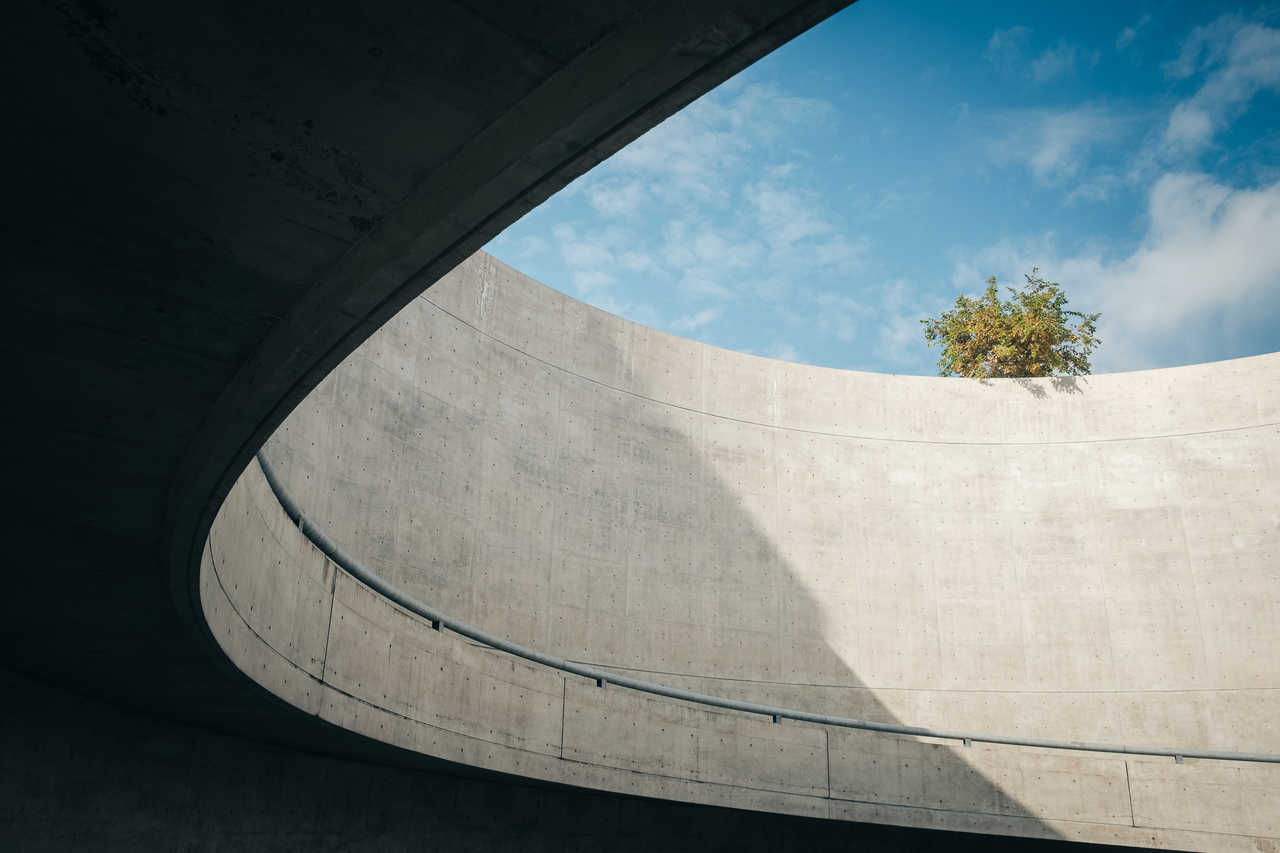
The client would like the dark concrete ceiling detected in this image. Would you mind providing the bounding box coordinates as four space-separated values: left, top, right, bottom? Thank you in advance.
2 0 852 760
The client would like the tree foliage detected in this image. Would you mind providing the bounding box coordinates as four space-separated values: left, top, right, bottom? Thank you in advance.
921 269 1100 378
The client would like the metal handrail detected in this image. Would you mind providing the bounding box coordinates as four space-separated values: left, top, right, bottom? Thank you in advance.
255 451 1280 764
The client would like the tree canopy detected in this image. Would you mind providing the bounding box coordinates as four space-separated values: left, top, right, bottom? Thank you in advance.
921 269 1100 379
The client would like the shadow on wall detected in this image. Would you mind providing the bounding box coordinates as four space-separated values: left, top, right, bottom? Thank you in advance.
261 251 1068 837
985 376 1085 399
2 667 1121 851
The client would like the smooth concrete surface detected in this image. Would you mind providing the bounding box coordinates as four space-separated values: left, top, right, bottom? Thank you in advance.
204 251 1280 850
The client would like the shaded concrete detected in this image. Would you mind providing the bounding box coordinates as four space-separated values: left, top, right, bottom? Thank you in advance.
2 0 852 711
4 667 1124 851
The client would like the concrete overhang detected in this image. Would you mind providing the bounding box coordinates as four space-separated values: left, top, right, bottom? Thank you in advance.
2 0 850 740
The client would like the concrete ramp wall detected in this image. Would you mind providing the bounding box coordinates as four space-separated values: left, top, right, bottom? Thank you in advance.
202 251 1280 849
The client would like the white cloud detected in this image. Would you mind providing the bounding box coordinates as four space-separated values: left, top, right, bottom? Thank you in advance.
1096 173 1280 340
731 83 833 132
553 224 622 296
1065 172 1125 205
872 279 935 369
589 293 662 328
1027 107 1114 181
841 186 917 222
814 292 867 343
657 220 760 300
1163 14 1245 79
692 229 759 269
768 341 800 362
619 251 654 273
984 28 1094 85
570 269 617 294
614 108 741 204
561 240 613 271
984 26 1032 72
490 11 1280 376
1031 41 1089 83
989 105 1139 189
505 77 873 359
748 183 832 246
672 307 722 331
1116 15 1151 51
745 182 865 270
804 280 941 371
613 82 832 207
984 16 1278 201
954 172 1280 371
679 274 736 301
586 180 648 217
488 232 547 262
877 313 925 367
1161 16 1280 155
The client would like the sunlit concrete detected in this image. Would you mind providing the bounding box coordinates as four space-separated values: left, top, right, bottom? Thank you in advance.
207 251 1280 849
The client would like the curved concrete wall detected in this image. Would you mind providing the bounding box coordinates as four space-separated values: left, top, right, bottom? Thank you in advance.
204 251 1280 849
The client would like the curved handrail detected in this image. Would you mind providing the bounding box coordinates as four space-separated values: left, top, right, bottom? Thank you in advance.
255 450 1280 764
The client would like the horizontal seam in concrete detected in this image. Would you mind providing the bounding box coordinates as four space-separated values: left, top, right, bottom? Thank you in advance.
200 562 1266 853
210 519 840 785
255 448 1280 765
827 793 1264 842
558 749 1240 837
554 753 829 802
553 657 1280 695
825 792 1113 828
421 297 1280 447
212 549 562 757
208 525 561 757
313 676 559 757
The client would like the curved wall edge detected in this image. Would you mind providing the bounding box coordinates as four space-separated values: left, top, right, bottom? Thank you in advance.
201 249 1279 848
201 456 1279 849
420 253 1280 446
262 252 1279 743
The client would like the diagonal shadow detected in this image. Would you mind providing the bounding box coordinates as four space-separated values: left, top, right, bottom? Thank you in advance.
263 250 1083 838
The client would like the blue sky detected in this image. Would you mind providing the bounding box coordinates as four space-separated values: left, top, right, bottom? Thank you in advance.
486 1 1280 375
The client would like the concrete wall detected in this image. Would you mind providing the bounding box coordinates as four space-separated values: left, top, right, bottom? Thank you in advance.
10 668 1062 852
203 251 1280 849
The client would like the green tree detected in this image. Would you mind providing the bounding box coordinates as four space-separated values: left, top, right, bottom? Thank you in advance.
921 269 1100 378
